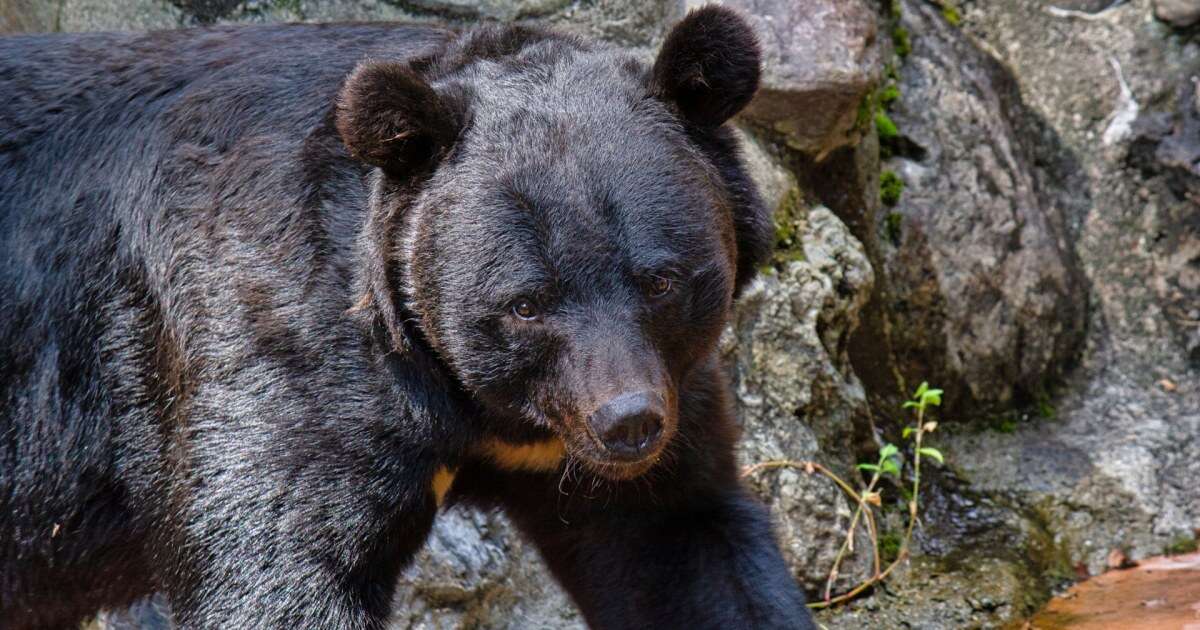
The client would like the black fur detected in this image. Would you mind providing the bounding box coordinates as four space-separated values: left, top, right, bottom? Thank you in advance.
652 5 762 129
335 60 460 175
0 8 812 629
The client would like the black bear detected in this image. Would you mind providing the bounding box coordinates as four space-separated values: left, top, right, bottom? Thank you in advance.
0 5 814 628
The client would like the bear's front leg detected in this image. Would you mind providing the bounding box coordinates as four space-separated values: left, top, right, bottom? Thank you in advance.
155 403 443 629
504 481 814 629
454 373 815 629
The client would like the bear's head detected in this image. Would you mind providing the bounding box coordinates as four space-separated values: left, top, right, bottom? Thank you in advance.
337 6 769 480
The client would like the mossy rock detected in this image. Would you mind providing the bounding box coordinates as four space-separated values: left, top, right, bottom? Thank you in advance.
880 171 904 207
770 186 808 267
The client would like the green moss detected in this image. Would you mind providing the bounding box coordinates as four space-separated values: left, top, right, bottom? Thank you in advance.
885 212 903 245
1164 534 1199 556
942 3 962 26
880 171 904 207
879 84 901 109
770 187 807 267
889 0 902 20
891 24 911 58
876 110 899 141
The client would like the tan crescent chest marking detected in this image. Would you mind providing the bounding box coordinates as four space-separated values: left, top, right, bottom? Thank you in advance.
431 466 456 507
431 439 565 505
480 437 566 472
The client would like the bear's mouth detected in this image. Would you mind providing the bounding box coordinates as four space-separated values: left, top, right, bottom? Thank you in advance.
568 418 675 481
575 452 664 481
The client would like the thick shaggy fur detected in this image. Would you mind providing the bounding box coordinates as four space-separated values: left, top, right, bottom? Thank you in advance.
0 7 811 629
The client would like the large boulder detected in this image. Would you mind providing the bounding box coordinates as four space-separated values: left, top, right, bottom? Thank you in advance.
878 0 1087 413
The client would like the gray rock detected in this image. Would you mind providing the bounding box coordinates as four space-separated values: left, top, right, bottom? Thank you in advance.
691 0 883 157
0 0 60 33
1045 0 1122 10
1154 0 1200 26
733 126 797 219
938 0 1200 573
58 0 182 32
1129 81 1200 369
396 0 569 21
388 508 579 629
534 0 681 50
725 207 876 593
879 0 1087 412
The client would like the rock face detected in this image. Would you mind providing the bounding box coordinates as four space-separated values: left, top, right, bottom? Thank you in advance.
878 0 1088 413
941 0 1200 577
696 0 883 157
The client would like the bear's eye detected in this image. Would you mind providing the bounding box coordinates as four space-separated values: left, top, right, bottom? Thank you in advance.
645 274 673 298
510 298 540 321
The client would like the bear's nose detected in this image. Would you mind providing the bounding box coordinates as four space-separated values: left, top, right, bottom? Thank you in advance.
589 391 665 460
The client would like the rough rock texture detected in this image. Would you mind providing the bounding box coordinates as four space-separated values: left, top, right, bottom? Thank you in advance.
388 509 579 629
696 0 883 157
930 0 1200 576
1155 0 1200 26
879 0 1088 413
724 207 876 593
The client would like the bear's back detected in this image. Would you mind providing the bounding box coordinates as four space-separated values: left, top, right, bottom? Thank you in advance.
0 23 450 217
0 25 450 589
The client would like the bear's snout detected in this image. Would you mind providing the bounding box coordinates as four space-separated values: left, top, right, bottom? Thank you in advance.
587 391 666 461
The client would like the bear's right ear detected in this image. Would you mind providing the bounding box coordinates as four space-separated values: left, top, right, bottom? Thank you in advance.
335 60 459 177
651 5 761 129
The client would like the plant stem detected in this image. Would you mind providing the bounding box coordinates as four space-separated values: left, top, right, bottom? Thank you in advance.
904 406 925 547
741 460 884 603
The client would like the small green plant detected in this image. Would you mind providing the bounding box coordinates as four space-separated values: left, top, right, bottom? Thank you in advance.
880 170 904 206
743 382 946 609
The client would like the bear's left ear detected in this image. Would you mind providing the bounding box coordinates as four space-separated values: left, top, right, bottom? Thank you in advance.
335 60 460 177
651 5 761 129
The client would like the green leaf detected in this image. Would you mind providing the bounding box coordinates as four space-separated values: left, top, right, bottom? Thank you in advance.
922 388 944 406
881 459 900 477
902 400 919 409
913 381 929 399
918 447 944 464
857 463 880 472
880 444 899 459
902 426 915 439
